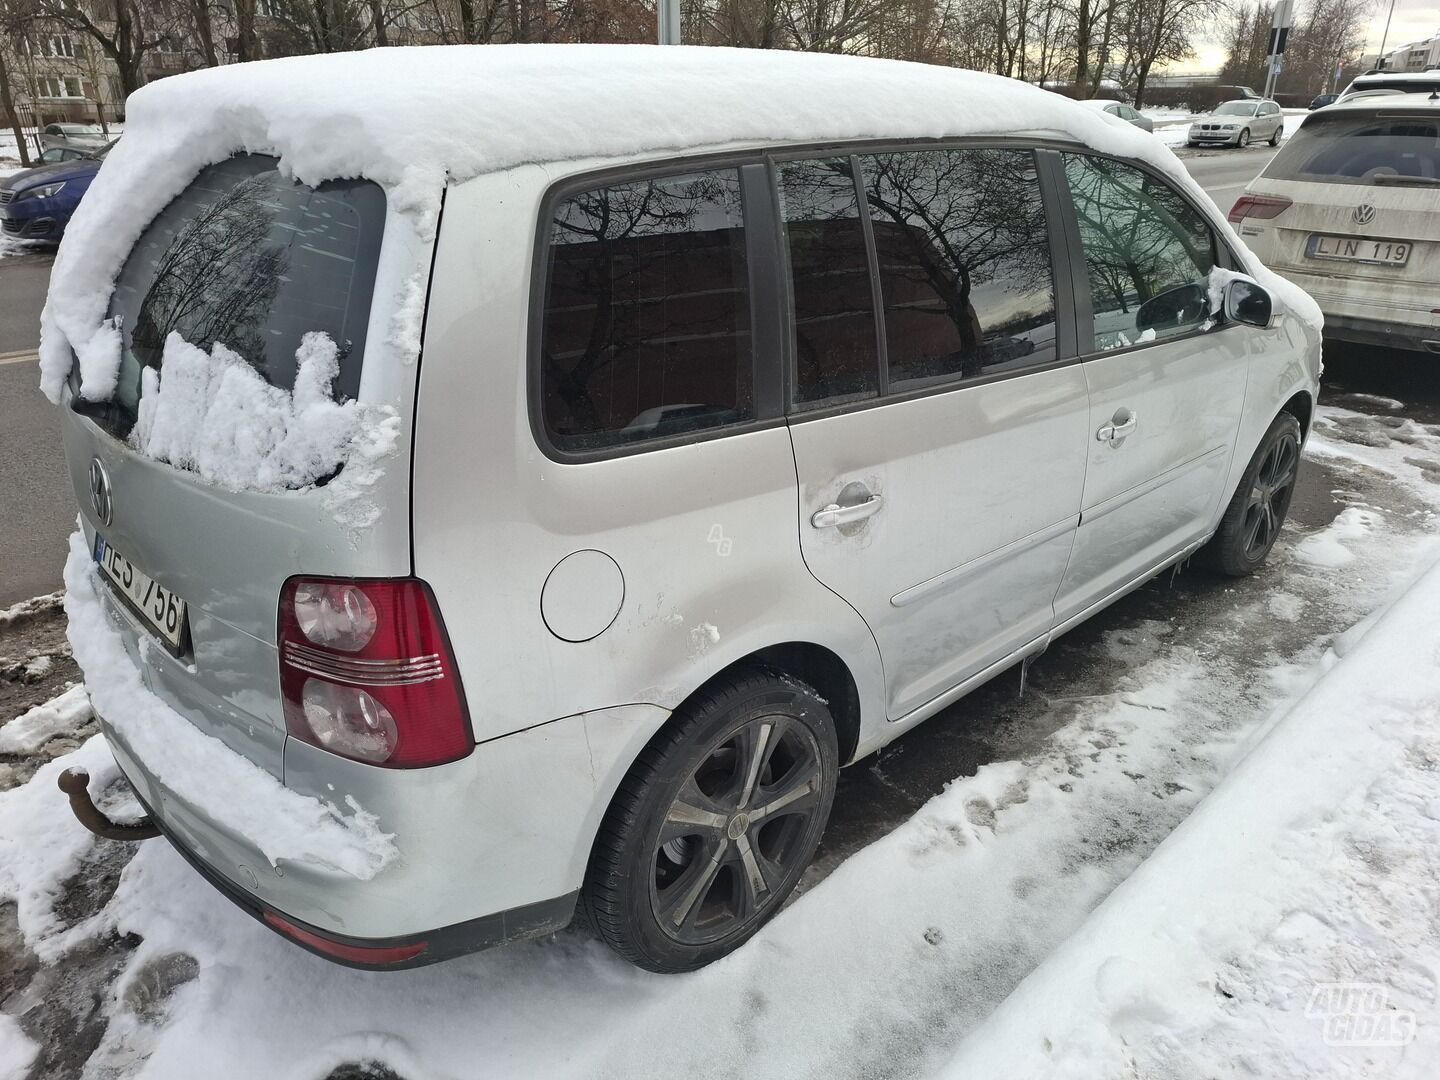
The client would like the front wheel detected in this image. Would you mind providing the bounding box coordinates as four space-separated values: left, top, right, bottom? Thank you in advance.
582 666 839 972
1238 128 1252 148
1199 412 1302 576
1268 125 1281 146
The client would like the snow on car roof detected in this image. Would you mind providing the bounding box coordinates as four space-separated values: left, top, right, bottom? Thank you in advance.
39 43 1318 403
1350 70 1440 83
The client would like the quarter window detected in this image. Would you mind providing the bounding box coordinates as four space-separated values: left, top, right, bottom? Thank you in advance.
1063 155 1216 352
859 148 1057 386
777 158 881 406
539 170 754 453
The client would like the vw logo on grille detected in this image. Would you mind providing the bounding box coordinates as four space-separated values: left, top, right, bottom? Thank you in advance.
1353 203 1376 226
89 458 113 527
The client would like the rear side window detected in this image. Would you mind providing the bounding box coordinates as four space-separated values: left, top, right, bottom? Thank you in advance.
86 154 384 440
539 169 754 453
1063 155 1216 352
777 158 881 407
1262 113 1440 186
858 147 1057 387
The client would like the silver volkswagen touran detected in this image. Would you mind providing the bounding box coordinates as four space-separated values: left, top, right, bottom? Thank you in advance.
56 54 1320 975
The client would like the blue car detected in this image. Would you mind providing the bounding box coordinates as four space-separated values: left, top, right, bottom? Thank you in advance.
0 142 112 241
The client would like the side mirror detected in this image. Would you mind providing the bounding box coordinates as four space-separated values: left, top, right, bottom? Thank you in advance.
1136 282 1208 332
1224 279 1273 329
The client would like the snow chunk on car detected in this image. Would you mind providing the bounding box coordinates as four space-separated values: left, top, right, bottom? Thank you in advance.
132 331 399 497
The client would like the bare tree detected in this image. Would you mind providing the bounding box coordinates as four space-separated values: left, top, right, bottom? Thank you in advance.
0 0 36 165
38 0 176 96
1123 0 1221 105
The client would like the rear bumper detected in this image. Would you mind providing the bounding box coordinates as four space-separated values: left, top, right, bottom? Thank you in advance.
1323 314 1440 354
95 694 661 966
120 768 576 969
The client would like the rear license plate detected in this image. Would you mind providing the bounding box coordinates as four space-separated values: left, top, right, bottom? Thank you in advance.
93 534 188 649
1307 234 1411 266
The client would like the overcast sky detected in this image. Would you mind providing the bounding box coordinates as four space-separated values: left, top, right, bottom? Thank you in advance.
1182 0 1438 72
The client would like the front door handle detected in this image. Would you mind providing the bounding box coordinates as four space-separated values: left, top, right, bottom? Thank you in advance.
1097 410 1139 444
811 494 883 529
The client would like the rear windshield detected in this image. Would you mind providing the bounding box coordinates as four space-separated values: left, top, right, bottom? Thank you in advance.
1262 112 1440 186
77 154 385 439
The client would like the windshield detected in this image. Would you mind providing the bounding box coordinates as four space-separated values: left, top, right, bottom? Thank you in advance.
1216 102 1258 116
1262 112 1440 185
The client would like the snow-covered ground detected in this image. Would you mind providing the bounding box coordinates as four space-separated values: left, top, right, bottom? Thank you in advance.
2 389 1438 1080
942 547 1440 1078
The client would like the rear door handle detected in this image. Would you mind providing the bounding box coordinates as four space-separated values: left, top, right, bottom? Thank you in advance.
811 494 883 529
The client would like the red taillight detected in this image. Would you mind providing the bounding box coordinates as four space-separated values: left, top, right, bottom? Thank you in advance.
263 910 427 965
278 577 473 768
1228 193 1292 223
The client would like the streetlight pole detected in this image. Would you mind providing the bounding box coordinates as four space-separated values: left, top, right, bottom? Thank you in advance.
658 0 681 44
1376 0 1398 67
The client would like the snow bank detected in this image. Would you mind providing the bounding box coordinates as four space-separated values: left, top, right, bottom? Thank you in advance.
130 331 400 497
61 530 397 883
937 554 1440 1079
0 734 124 947
0 684 91 753
0 590 63 627
39 43 1317 406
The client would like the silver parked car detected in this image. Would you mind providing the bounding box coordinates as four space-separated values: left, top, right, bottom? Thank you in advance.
1187 99 1285 148
1082 98 1155 131
38 122 108 152
56 57 1320 975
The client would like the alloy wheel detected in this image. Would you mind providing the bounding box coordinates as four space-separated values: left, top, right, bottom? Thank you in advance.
1242 430 1298 559
650 714 824 945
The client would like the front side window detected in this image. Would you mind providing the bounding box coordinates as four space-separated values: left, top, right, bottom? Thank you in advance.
539 169 753 453
1063 155 1216 352
777 158 881 407
859 148 1057 386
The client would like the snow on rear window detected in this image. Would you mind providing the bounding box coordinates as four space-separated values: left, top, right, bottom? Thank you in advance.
76 154 384 442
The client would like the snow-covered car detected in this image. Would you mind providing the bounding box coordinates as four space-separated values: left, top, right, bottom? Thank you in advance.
1337 70 1440 100
1078 98 1155 131
1187 99 1285 148
1230 93 1440 353
43 45 1321 975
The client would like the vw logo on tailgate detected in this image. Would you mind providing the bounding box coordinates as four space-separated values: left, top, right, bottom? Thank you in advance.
89 458 113 526
1352 203 1376 226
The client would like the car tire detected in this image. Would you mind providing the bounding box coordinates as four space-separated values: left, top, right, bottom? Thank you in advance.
581 665 839 973
1199 412 1302 577
1238 128 1251 148
1269 126 1281 146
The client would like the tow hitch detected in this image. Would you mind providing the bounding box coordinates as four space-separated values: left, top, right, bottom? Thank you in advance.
58 768 160 841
